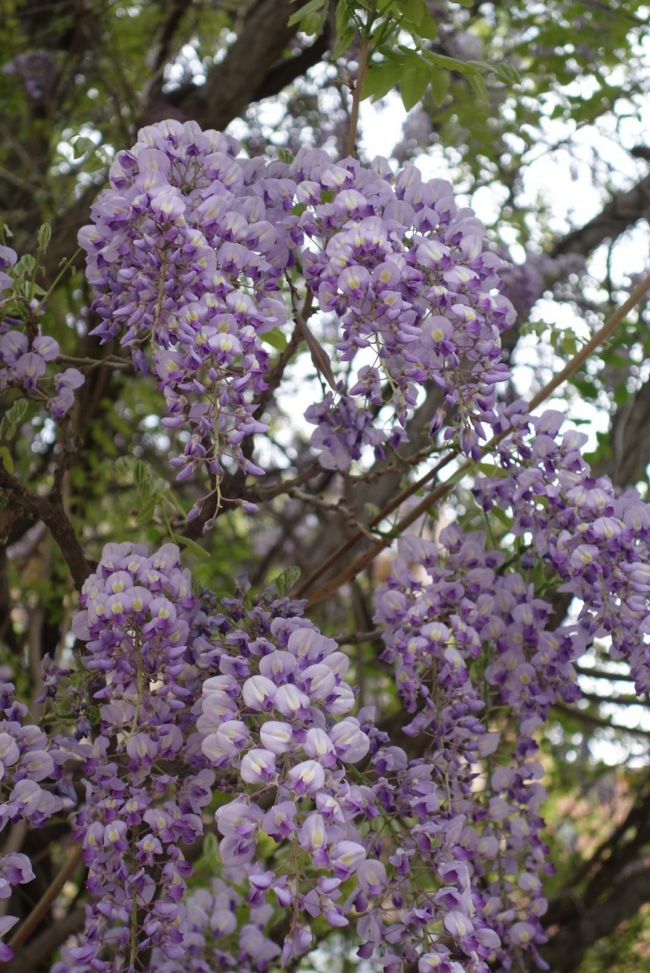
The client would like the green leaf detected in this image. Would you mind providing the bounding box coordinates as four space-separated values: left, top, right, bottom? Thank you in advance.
331 24 355 59
272 565 301 595
362 57 404 102
287 0 326 27
428 65 450 105
0 399 28 440
465 69 488 104
401 58 429 111
403 0 424 18
263 328 288 352
202 831 220 867
403 0 437 40
172 533 211 560
419 48 467 73
14 254 36 278
0 447 13 474
491 506 513 529
115 455 182 520
332 0 354 57
363 502 381 519
476 462 508 477
334 0 349 33
37 222 52 253
71 136 97 160
418 48 489 102
492 61 521 86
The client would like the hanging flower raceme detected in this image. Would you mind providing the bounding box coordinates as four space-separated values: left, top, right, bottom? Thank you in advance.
473 408 650 692
194 587 389 968
78 119 293 485
55 543 217 973
0 676 69 962
373 527 583 971
79 121 517 488
0 245 84 418
191 579 542 973
287 147 516 467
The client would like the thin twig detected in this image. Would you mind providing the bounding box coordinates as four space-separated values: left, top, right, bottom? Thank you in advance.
576 664 636 682
56 353 132 371
5 845 83 958
293 450 456 598
345 34 370 157
334 627 383 645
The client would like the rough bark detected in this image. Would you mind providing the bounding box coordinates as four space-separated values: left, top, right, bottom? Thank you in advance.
541 868 650 972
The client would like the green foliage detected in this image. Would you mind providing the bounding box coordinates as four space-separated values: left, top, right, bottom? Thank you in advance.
289 0 329 31
270 564 302 595
0 399 28 442
114 455 184 526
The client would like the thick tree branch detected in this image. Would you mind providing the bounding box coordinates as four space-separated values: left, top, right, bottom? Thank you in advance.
165 0 297 130
551 172 650 258
250 28 331 102
0 466 89 590
541 867 650 972
592 377 650 486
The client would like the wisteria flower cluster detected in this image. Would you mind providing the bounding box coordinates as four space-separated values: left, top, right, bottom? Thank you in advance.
8 116 650 973
0 244 84 417
197 602 383 966
79 120 516 484
78 120 293 485
0 676 69 961
55 543 218 971
167 575 516 973
473 407 650 691
372 521 584 972
290 148 515 465
53 542 540 973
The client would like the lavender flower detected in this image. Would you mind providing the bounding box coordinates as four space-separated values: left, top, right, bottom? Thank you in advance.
0 679 68 962
78 120 293 487
0 246 84 416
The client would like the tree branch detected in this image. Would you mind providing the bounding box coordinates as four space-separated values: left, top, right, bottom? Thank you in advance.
165 0 297 130
2 904 84 973
551 172 650 259
542 867 650 972
0 466 89 591
4 845 83 961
